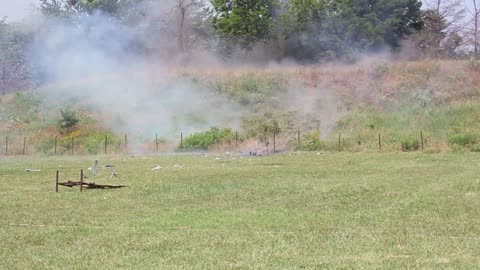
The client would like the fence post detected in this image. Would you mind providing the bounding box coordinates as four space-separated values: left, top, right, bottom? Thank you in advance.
420 131 424 150
71 137 74 155
273 131 276 153
155 133 158 152
235 131 238 151
55 170 59 193
338 134 341 152
5 136 8 155
297 131 301 149
54 136 57 155
181 132 183 151
80 169 83 192
212 131 216 152
104 135 108 155
124 134 128 154
23 137 26 155
378 134 382 151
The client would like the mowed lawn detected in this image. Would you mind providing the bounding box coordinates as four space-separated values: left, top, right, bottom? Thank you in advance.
1 152 480 269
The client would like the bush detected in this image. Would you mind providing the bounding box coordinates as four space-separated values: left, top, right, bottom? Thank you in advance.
58 108 79 133
296 131 333 151
401 136 420 151
181 127 236 150
448 133 477 147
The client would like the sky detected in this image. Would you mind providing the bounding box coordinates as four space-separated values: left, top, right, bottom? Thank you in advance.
0 0 35 22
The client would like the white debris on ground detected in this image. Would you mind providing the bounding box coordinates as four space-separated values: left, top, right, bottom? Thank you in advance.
151 165 162 171
87 167 92 170
173 164 184 168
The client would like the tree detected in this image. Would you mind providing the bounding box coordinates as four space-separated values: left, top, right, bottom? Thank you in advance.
39 0 146 22
210 0 277 50
467 0 480 58
415 9 448 57
0 20 32 94
282 0 423 62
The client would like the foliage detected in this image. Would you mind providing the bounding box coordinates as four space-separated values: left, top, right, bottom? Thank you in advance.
5 92 41 124
448 133 478 147
401 135 420 151
181 127 236 150
296 131 332 151
282 0 423 61
210 0 277 50
58 108 79 133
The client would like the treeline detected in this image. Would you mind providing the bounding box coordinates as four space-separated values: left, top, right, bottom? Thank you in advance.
0 0 479 93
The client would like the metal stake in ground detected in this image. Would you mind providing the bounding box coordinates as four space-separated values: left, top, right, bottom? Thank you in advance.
55 170 59 193
273 131 276 153
421 131 424 150
181 132 183 151
155 133 158 152
80 169 84 192
338 134 341 152
93 160 98 177
104 135 108 155
71 138 74 155
297 131 301 149
5 136 8 155
212 131 216 152
378 134 382 151
235 131 238 151
23 137 26 155
124 134 128 154
54 136 57 155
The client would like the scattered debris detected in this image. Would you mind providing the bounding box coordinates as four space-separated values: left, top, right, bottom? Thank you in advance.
173 164 184 168
111 172 118 178
87 167 92 171
151 165 162 171
58 181 126 189
25 169 41 172
103 164 115 168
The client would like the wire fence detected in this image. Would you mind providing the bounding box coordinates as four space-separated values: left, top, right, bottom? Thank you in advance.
0 130 432 157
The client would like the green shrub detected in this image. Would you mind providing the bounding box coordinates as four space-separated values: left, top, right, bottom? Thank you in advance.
296 131 333 151
401 136 420 151
181 127 236 150
58 108 79 133
448 133 477 147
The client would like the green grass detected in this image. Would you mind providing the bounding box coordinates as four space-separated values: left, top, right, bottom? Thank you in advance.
1 153 480 269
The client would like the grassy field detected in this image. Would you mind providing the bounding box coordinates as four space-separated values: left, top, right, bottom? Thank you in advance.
1 152 480 269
